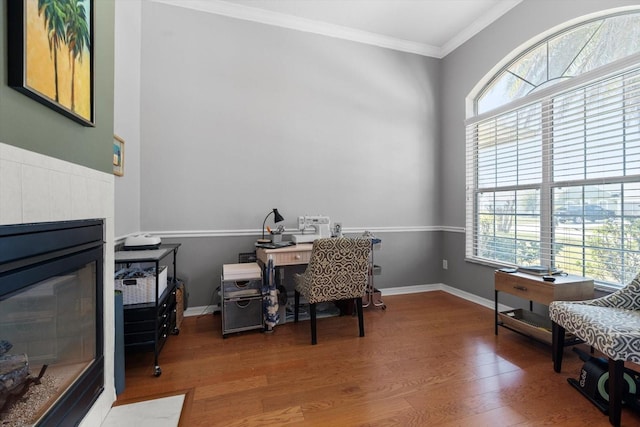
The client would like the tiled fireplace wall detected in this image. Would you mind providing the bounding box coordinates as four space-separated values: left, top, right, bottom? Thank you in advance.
0 142 116 426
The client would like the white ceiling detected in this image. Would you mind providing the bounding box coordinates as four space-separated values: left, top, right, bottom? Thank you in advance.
153 0 523 58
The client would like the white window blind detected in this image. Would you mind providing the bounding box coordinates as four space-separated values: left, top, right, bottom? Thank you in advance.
466 66 640 287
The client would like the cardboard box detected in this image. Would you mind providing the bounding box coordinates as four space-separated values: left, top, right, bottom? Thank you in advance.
175 282 184 329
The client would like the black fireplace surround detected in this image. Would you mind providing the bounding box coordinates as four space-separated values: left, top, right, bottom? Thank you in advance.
0 219 104 426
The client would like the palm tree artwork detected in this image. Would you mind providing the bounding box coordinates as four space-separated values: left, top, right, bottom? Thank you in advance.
27 0 92 123
64 0 91 112
37 0 66 103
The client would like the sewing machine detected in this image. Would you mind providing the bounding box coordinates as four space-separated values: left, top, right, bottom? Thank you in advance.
291 215 331 244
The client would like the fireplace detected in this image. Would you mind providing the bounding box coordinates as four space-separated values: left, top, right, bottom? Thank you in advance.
0 219 104 426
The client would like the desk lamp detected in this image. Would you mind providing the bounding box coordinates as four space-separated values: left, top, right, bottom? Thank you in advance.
258 208 284 243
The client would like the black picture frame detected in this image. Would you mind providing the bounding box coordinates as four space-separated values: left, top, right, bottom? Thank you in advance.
7 0 95 127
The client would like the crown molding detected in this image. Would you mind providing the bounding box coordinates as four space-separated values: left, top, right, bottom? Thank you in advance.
440 0 522 57
151 0 442 57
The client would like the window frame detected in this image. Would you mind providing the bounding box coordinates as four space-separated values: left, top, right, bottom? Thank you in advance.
466 54 640 289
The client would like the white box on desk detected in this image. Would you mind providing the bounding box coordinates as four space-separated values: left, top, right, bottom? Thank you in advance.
115 266 168 305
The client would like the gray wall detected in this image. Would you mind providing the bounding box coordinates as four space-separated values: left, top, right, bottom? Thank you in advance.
0 1 115 174
117 0 640 309
114 0 142 236
135 2 443 307
440 0 640 304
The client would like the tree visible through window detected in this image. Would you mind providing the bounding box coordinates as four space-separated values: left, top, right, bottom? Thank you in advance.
466 11 640 287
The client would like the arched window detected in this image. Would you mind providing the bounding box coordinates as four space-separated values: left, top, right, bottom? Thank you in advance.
465 10 640 288
477 12 640 114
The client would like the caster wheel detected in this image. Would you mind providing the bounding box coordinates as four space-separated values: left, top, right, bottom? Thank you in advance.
172 328 180 335
154 366 162 377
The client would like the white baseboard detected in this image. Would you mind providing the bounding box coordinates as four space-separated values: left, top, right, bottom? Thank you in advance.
184 305 219 317
183 284 511 318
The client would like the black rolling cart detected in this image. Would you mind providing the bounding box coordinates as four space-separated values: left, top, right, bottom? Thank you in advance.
115 243 181 377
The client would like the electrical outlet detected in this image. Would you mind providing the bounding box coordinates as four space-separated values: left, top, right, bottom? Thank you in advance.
442 259 448 270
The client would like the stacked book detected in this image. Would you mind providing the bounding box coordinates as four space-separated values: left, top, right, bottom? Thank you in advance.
517 265 562 276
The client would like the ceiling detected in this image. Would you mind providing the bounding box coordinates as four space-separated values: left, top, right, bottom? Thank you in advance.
153 0 523 58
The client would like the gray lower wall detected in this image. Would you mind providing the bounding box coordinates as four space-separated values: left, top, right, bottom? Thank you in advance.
164 230 442 308
440 0 640 300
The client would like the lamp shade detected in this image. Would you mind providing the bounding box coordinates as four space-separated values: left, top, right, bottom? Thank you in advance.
273 208 284 223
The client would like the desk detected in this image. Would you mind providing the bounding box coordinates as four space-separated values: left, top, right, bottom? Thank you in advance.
495 270 594 345
255 244 312 329
256 243 313 267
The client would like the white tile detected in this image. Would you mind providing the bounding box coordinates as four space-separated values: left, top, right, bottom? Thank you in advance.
0 142 25 163
49 169 73 221
71 176 91 219
0 159 23 224
1 144 118 427
21 144 53 169
101 395 184 427
21 164 51 223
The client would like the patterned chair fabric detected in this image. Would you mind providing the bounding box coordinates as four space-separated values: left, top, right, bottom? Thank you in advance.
294 238 371 304
294 238 371 345
549 272 640 426
549 273 640 363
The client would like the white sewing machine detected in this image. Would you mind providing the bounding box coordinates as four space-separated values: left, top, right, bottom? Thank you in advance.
291 215 331 244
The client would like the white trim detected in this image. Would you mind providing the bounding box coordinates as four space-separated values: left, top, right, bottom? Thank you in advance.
116 225 450 241
381 283 509 312
150 0 518 59
440 0 522 58
440 226 465 234
467 53 640 125
185 305 218 317
185 283 512 317
466 6 640 120
380 284 441 295
151 0 439 57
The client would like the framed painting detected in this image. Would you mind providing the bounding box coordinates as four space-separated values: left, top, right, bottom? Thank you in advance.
113 135 124 176
7 0 94 127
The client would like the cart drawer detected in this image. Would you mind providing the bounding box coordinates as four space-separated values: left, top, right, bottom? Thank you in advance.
222 296 263 334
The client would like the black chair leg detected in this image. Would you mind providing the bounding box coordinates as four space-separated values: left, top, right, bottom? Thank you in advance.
608 358 623 427
356 297 364 337
294 290 300 323
310 303 317 345
551 321 565 372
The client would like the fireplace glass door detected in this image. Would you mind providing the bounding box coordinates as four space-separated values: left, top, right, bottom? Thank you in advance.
0 220 104 427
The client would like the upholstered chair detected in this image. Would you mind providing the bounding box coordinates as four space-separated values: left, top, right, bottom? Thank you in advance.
293 238 371 345
549 273 640 426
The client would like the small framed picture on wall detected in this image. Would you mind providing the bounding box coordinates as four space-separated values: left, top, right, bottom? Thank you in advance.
113 135 124 176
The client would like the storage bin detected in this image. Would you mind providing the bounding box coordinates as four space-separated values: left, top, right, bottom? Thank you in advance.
221 262 263 337
222 278 261 298
115 266 168 305
223 296 263 333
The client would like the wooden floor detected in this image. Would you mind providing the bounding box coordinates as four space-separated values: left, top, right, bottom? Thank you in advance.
117 291 640 426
